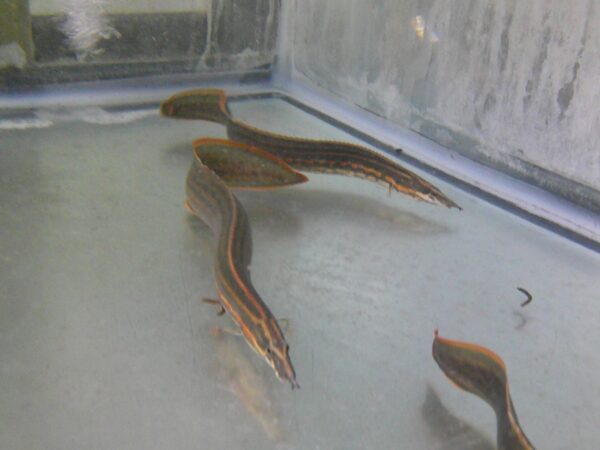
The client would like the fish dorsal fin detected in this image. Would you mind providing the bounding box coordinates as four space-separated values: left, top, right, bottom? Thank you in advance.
193 138 308 189
160 89 231 124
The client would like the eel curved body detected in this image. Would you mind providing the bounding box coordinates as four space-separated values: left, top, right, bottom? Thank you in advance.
432 331 535 450
161 89 460 209
186 138 306 388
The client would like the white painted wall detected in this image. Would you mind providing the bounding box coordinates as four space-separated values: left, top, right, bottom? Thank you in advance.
284 0 600 207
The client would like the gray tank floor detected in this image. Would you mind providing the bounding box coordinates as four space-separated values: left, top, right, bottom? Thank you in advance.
1 96 599 449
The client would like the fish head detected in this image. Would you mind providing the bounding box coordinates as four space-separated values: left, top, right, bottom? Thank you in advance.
239 316 299 389
247 318 299 389
264 339 299 390
413 185 461 209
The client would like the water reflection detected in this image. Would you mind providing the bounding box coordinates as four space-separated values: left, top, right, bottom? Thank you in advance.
411 15 440 43
211 328 284 442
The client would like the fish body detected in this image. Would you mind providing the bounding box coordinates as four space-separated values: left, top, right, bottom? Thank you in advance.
186 139 304 388
160 89 460 209
432 331 535 450
226 118 459 208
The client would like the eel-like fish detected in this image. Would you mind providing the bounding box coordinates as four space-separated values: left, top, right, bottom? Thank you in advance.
186 138 306 388
432 331 535 450
160 88 460 209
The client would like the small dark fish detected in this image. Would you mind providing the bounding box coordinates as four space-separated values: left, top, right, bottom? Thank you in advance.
517 288 532 307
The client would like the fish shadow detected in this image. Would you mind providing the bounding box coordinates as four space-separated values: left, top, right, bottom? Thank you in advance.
421 383 495 450
237 187 452 237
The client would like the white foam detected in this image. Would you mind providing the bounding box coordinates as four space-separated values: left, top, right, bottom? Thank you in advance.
0 118 54 130
0 107 157 130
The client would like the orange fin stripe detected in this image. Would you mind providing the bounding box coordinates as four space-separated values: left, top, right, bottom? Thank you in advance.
433 332 507 371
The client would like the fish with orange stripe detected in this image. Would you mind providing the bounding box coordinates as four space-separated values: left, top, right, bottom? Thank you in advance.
161 88 460 209
432 330 535 449
186 138 306 388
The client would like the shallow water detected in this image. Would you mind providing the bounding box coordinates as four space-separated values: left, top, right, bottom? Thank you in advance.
1 94 599 449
